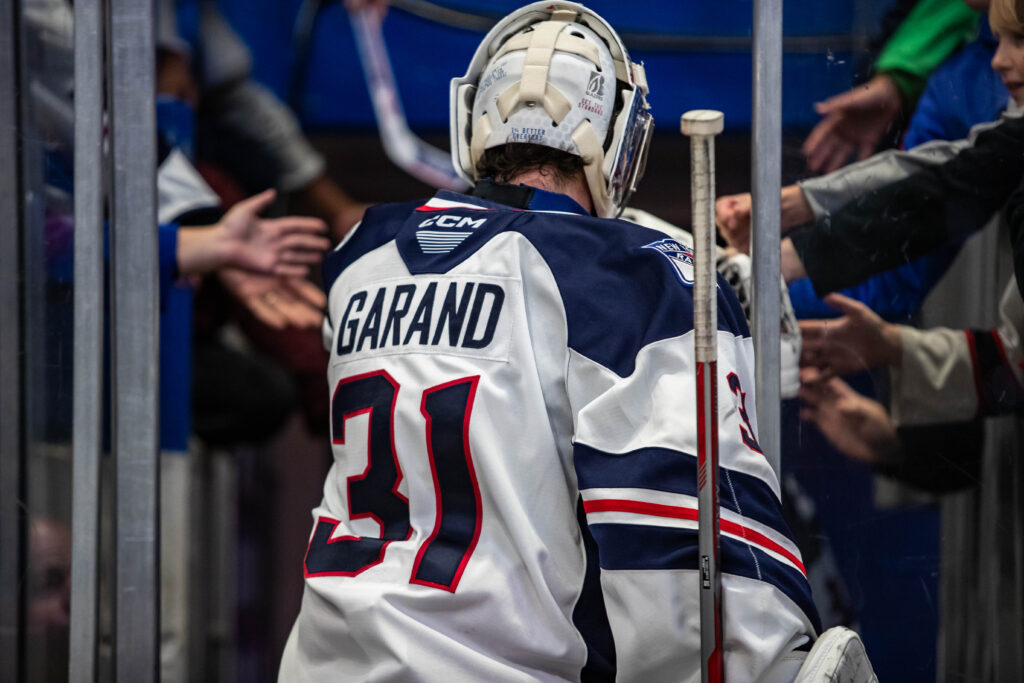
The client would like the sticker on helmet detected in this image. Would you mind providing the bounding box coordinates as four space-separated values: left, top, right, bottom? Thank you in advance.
643 238 695 287
509 127 547 143
578 98 604 117
480 63 508 92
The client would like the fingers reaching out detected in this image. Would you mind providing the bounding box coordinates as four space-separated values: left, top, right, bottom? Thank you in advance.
797 367 900 464
801 75 902 174
798 293 898 378
219 269 327 330
252 279 326 329
219 190 330 277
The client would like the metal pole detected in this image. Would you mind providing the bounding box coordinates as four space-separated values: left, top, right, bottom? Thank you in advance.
751 0 783 478
682 109 725 683
0 0 24 679
70 0 106 678
108 0 160 678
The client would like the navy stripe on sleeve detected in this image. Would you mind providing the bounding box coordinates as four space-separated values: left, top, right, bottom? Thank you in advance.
572 499 616 683
574 443 795 547
588 523 821 633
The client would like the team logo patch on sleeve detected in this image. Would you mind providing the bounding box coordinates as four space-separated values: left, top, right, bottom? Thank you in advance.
643 239 694 287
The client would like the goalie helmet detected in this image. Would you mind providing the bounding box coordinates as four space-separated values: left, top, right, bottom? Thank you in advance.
450 1 653 218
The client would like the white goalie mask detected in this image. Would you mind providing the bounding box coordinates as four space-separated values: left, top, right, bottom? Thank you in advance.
450 1 653 218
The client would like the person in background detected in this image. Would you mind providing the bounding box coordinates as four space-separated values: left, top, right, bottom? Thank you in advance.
746 0 1024 676
802 0 979 173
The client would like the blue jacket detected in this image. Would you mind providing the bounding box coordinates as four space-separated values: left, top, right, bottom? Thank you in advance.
904 17 1006 149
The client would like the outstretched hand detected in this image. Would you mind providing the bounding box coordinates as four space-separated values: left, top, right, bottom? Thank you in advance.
802 74 902 174
715 186 814 256
715 193 752 253
219 268 327 330
798 367 900 464
219 189 331 277
798 293 901 378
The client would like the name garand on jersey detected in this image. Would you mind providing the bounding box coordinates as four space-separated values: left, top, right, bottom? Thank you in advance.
333 275 513 363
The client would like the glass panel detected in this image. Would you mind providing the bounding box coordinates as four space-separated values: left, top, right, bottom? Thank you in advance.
0 0 24 675
18 1 76 680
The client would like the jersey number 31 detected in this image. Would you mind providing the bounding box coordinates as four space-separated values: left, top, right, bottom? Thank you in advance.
303 370 482 593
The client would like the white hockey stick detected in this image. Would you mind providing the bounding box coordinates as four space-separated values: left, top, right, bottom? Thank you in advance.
681 109 725 683
350 8 471 191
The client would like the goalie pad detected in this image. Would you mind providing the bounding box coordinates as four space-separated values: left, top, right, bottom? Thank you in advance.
794 627 877 683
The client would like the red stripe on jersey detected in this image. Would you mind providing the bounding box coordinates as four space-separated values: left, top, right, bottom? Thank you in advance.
991 327 1024 393
583 498 806 576
415 203 495 212
964 330 985 417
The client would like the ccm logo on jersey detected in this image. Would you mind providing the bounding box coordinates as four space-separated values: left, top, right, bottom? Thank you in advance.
418 214 488 229
336 279 508 358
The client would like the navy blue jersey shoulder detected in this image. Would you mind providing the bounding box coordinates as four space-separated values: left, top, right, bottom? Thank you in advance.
322 199 425 297
394 191 532 275
510 211 749 376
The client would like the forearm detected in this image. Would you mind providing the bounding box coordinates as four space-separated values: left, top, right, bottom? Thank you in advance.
175 224 234 275
791 116 1024 295
780 184 813 232
797 135 969 222
780 238 806 283
774 189 814 285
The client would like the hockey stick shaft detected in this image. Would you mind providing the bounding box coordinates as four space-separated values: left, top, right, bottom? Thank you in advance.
681 110 724 683
350 8 470 191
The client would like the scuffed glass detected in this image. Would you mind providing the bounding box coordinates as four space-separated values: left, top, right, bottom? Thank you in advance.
19 0 75 679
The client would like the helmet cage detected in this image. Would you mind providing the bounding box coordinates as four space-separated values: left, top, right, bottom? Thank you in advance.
606 83 654 216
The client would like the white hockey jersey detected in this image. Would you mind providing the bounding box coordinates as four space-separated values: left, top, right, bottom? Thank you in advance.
279 185 819 683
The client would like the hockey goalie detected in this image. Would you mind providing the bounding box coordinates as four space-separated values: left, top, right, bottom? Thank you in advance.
279 3 834 681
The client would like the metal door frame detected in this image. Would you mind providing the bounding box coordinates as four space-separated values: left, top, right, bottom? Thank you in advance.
752 0 783 478
0 0 25 678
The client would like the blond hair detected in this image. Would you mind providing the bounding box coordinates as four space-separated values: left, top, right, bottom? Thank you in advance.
990 0 1024 36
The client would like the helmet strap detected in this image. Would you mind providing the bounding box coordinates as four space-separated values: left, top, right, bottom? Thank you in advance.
469 114 493 179
571 120 611 217
492 15 583 124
